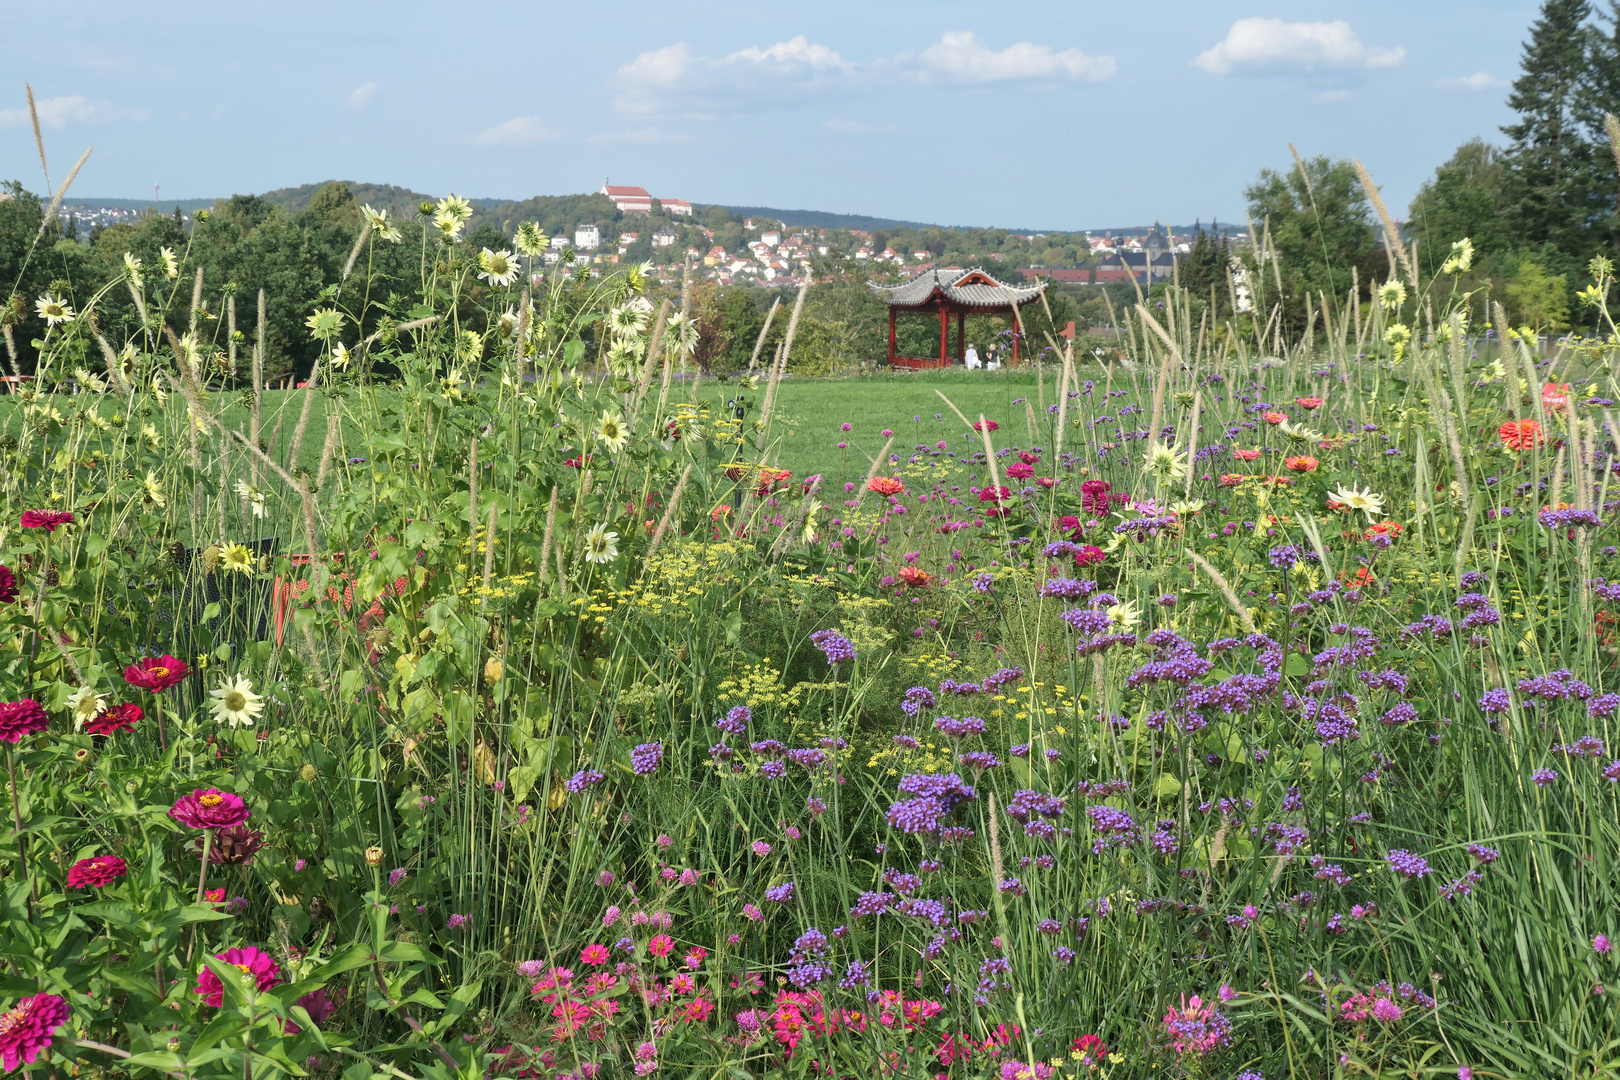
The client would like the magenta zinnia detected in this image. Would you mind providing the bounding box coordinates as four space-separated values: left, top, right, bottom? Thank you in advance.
169 788 251 830
0 993 71 1071
123 654 190 693
66 855 127 888
194 946 282 1007
0 699 47 744
0 565 16 604
19 510 74 532
86 703 142 736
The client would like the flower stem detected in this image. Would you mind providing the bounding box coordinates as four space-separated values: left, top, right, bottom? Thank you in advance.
154 695 167 752
7 745 35 907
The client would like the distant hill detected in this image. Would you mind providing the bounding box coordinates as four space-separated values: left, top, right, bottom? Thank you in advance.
252 182 503 221
713 205 935 231
70 197 217 212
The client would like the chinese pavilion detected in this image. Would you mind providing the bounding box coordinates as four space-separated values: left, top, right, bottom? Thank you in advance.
868 267 1046 369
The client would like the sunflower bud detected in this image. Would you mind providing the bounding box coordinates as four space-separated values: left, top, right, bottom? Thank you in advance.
300 763 318 783
364 846 385 867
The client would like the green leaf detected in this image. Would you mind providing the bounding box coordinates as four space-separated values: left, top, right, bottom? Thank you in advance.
313 942 376 981
377 941 441 965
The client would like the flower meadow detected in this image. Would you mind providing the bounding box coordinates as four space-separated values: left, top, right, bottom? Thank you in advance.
3 195 1620 1080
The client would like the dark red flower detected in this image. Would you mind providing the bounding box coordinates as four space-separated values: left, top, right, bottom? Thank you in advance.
193 823 265 865
286 989 337 1034
66 855 127 888
0 992 70 1071
0 699 48 743
20 510 74 532
194 946 281 1007
123 654 190 692
971 419 999 433
169 788 251 830
0 565 16 604
86 703 142 736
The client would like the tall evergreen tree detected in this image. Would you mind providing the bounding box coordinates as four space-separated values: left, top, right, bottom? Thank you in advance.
1502 0 1596 255
1574 0 1620 251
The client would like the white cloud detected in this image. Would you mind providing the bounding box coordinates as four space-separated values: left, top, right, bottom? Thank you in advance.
474 116 562 146
346 82 379 110
616 36 852 115
914 31 1116 84
1314 89 1352 104
1438 71 1506 91
0 94 145 128
1194 19 1404 76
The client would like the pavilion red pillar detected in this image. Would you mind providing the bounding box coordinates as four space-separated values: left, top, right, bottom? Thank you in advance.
888 308 896 364
956 311 965 363
938 307 948 367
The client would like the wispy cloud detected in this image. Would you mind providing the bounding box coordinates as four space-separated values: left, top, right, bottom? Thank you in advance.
1437 71 1506 92
1314 89 1353 104
912 32 1115 84
822 118 898 134
474 116 562 146
346 82 379 110
1194 19 1404 76
0 94 146 128
616 37 853 116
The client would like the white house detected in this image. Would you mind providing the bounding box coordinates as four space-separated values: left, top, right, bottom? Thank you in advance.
652 225 678 248
600 183 652 214
549 234 570 251
761 231 781 248
661 198 693 217
574 225 601 250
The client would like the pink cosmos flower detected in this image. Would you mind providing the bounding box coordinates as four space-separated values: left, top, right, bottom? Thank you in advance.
194 946 282 1007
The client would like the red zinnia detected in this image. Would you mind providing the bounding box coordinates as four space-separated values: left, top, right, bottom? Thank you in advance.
897 566 931 588
86 703 142 736
1074 545 1106 567
1365 520 1405 540
194 946 282 1007
978 485 1011 503
0 699 47 743
169 788 252 830
1218 474 1246 487
1005 462 1034 480
1283 456 1319 473
867 476 905 496
971 419 999 433
0 992 71 1072
0 566 15 604
124 654 190 692
19 510 73 532
1232 448 1261 461
67 855 127 888
1295 397 1323 410
1262 411 1286 425
1499 419 1543 451
1542 383 1571 414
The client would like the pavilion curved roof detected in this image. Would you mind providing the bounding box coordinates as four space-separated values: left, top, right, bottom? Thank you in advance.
868 267 1045 309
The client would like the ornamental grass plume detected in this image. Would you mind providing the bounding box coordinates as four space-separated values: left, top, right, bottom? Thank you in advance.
194 946 281 1007
169 788 251 830
0 992 71 1071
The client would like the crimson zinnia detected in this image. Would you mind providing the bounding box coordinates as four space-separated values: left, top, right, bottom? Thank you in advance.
19 510 73 532
0 992 71 1071
86 703 142 736
0 699 47 743
0 565 16 604
67 855 127 888
169 788 251 830
124 654 190 692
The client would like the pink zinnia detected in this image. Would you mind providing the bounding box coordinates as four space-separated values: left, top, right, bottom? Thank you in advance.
648 934 674 958
86 703 142 736
0 992 71 1071
0 699 47 743
124 654 190 693
169 788 251 830
580 944 611 966
194 946 281 1007
0 566 16 604
20 510 73 533
66 855 127 888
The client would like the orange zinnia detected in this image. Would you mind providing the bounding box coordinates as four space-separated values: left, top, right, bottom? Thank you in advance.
1218 473 1246 487
867 476 905 496
1498 419 1543 451
1365 520 1404 540
1283 455 1319 473
1232 448 1261 461
897 566 931 588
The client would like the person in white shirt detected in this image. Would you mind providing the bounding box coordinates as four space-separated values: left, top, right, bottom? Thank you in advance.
963 344 981 369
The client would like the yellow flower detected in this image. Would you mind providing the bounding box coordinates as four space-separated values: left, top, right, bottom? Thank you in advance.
209 674 265 728
305 308 344 340
221 542 256 575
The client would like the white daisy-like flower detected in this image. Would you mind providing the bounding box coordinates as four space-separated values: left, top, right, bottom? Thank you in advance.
607 304 649 339
478 248 520 287
435 194 473 224
360 204 402 243
583 523 619 564
35 294 73 326
141 471 167 509
331 341 351 369
1378 280 1406 310
1277 419 1323 444
597 409 629 453
1329 484 1387 519
1143 444 1187 483
72 366 107 393
236 478 267 518
1105 599 1142 631
159 246 179 280
514 222 548 257
209 674 265 729
66 685 107 731
433 212 464 241
122 252 144 287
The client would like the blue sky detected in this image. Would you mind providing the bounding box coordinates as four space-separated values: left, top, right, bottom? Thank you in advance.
2 0 1537 230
